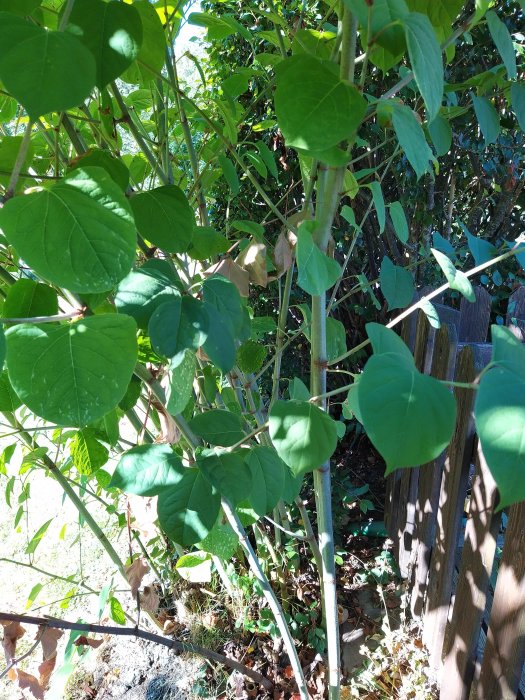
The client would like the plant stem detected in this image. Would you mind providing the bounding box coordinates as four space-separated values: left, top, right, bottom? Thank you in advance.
222 500 310 700
0 310 83 324
270 263 294 406
5 121 33 199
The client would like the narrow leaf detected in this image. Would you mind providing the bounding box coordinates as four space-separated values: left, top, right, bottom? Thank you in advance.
404 12 443 120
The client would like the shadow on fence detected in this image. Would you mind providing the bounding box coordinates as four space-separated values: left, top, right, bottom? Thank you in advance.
385 286 525 700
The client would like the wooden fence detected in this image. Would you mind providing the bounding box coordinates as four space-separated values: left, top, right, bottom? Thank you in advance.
385 285 525 700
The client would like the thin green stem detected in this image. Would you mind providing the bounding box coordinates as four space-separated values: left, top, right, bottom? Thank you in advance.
270 263 295 407
0 310 82 324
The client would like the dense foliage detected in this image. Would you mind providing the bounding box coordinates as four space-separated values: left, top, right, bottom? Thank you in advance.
0 1 524 698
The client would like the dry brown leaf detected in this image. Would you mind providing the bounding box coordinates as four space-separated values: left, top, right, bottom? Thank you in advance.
156 408 180 444
38 655 57 689
1 620 25 676
236 241 268 287
128 494 158 541
126 558 150 597
39 626 63 660
203 258 250 297
17 669 44 700
74 636 104 649
140 585 160 613
273 230 293 278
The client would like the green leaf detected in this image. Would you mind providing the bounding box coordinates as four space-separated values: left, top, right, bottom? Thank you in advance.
403 12 443 121
189 410 244 447
269 399 338 477
236 339 266 374
202 275 247 338
109 597 126 625
130 185 194 254
245 446 286 516
26 519 53 555
110 444 184 497
346 0 408 55
3 280 58 320
0 135 34 191
418 298 441 329
475 361 525 509
202 309 236 373
67 0 142 89
157 467 220 546
122 0 165 83
275 55 366 151
380 256 415 310
256 141 278 178
231 219 265 239
166 350 196 416
198 518 238 560
388 202 409 244
510 82 525 132
0 370 21 411
0 1 41 15
289 377 311 401
115 266 181 330
6 314 137 426
391 104 434 179
472 95 500 146
296 223 342 296
0 13 96 119
359 352 456 471
0 167 136 294
433 231 456 260
189 227 230 261
148 299 182 358
218 154 239 196
428 115 452 156
485 11 516 80
281 464 303 504
367 182 385 233
69 428 109 476
118 376 142 412
198 449 253 506
431 248 475 302
176 551 212 583
465 229 498 266
490 325 525 379
68 149 129 191
176 297 209 358
365 323 414 365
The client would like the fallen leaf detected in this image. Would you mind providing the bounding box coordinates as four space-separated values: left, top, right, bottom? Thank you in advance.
74 636 103 649
17 669 44 700
126 558 150 597
140 585 160 613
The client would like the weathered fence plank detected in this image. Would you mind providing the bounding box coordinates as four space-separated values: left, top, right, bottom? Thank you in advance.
440 442 500 699
472 502 525 700
410 323 458 619
458 286 491 342
423 346 479 667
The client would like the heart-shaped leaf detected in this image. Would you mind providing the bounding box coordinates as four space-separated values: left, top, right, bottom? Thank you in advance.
130 185 194 253
245 446 286 516
359 352 456 472
197 449 252 505
110 444 185 497
6 314 137 426
269 399 338 476
296 224 342 296
189 410 245 447
0 167 136 293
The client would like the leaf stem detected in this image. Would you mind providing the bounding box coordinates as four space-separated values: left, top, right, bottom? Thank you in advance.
0 310 84 324
5 121 33 200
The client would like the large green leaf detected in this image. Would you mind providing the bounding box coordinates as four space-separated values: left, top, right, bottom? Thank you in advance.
0 13 96 118
197 449 252 505
166 350 196 416
476 367 525 510
176 297 209 358
380 256 414 310
275 55 366 151
403 12 443 121
110 444 184 497
188 227 230 261
391 104 434 179
485 10 517 80
0 326 5 372
3 280 58 320
157 468 220 546
365 322 414 365
122 0 165 83
428 115 452 156
68 149 129 191
245 446 286 516
130 185 194 254
67 0 142 88
359 352 456 471
198 518 238 560
115 266 181 330
431 248 475 302
269 399 338 476
465 229 498 266
202 308 237 373
202 275 246 337
5 314 137 426
69 428 109 476
490 326 525 379
0 167 136 293
472 95 500 146
0 1 41 15
296 224 342 296
189 410 244 447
